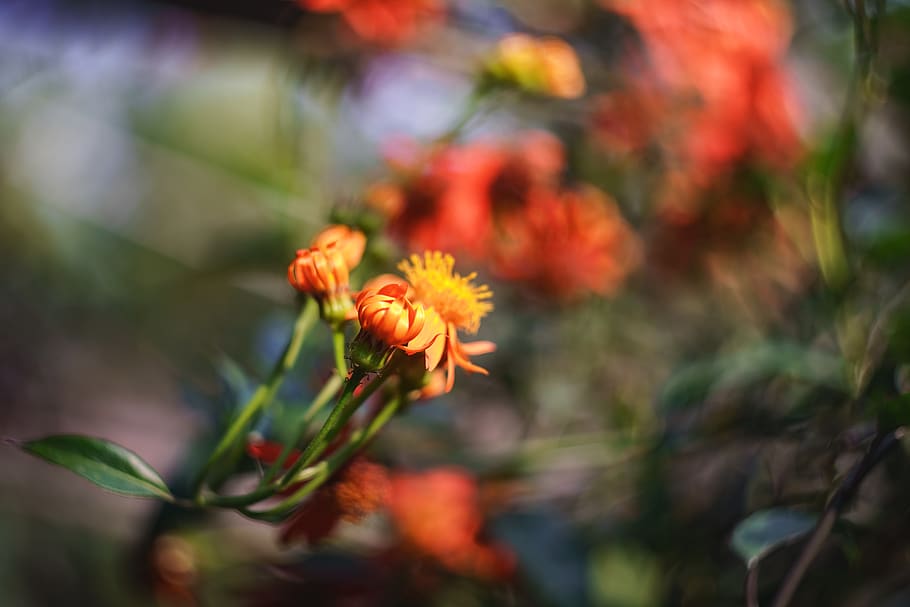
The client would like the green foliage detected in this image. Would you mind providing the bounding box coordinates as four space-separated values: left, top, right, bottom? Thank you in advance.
730 508 817 568
22 435 173 500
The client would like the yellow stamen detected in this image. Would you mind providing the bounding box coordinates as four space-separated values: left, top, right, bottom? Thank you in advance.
399 252 493 334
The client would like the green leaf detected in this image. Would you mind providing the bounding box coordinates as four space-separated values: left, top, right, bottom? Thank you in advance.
730 508 817 568
23 435 173 500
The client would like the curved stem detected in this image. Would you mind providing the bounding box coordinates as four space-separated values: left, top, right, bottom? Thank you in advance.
241 391 404 522
278 367 390 488
770 428 904 607
746 564 760 607
332 326 348 379
436 84 489 143
262 371 344 485
193 298 319 501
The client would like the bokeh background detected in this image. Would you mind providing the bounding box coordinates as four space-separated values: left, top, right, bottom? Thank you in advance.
3 0 910 605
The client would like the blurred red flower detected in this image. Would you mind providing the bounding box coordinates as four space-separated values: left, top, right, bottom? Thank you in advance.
596 0 803 179
371 132 564 260
371 133 639 300
493 187 641 301
298 0 442 45
388 468 515 581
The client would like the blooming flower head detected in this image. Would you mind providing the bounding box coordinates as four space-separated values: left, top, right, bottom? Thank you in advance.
351 253 494 391
389 468 514 580
399 252 495 393
484 33 585 99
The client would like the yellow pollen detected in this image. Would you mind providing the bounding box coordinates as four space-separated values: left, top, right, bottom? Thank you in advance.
399 252 493 333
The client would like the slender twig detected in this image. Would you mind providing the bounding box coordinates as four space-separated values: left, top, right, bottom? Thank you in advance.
2 436 22 448
193 298 319 500
277 367 390 488
770 428 905 607
261 371 344 485
331 326 348 379
241 390 404 522
747 564 760 607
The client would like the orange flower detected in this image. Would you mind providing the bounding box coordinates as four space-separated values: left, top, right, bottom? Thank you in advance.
492 187 640 301
288 245 350 297
398 252 495 393
311 224 367 271
388 468 514 581
373 133 564 261
355 281 426 347
298 0 442 46
597 0 802 180
288 226 367 323
485 34 585 99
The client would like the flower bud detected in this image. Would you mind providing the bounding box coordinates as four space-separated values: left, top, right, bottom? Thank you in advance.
350 281 426 371
484 34 585 99
311 224 367 271
288 244 355 325
288 244 350 296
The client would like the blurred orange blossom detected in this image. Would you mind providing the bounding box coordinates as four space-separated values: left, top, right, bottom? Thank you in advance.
596 0 803 183
484 33 586 99
388 468 515 581
493 187 641 301
370 133 640 300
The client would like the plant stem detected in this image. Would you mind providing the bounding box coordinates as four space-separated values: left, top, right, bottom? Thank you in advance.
770 428 905 607
261 371 344 485
277 367 389 488
193 298 318 501
332 325 348 379
436 84 489 143
746 564 760 607
241 391 403 522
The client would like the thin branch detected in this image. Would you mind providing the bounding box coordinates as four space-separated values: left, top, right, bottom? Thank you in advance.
747 564 761 607
770 428 905 607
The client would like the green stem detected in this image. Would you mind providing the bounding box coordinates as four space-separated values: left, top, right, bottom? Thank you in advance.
332 326 348 379
197 484 278 509
436 84 489 143
193 297 319 501
279 367 391 488
261 371 344 485
241 392 404 522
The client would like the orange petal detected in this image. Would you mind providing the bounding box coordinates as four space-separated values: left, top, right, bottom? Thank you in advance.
460 340 496 356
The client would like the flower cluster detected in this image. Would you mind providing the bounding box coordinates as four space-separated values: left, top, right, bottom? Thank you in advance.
368 132 639 301
594 0 803 203
286 225 495 391
353 252 495 392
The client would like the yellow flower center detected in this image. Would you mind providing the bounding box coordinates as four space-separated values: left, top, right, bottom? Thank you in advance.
399 252 493 334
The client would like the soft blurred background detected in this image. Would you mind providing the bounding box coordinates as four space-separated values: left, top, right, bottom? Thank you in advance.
4 0 910 605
